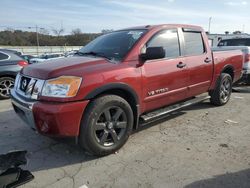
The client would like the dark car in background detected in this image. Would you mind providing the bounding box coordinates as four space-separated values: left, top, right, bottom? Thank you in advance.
0 49 28 99
218 38 250 84
20 54 35 63
218 38 250 46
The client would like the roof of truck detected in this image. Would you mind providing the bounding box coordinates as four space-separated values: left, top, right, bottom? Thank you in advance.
119 24 203 31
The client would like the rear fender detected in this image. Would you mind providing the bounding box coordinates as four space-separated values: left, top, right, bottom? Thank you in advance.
209 65 234 90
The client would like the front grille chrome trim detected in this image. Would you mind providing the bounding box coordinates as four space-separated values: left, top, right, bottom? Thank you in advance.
31 79 44 99
15 74 45 100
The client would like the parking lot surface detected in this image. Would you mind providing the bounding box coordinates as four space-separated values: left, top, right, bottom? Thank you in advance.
0 87 250 188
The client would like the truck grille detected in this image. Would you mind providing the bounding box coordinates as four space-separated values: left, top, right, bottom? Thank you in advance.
15 74 45 100
19 76 31 92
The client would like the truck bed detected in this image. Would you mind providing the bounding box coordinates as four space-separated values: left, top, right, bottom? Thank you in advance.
211 49 243 84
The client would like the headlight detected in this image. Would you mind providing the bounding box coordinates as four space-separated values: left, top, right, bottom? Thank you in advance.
42 76 82 98
243 62 250 70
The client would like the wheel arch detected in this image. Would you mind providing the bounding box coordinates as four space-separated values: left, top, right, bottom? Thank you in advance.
221 65 234 81
84 83 140 130
0 72 17 79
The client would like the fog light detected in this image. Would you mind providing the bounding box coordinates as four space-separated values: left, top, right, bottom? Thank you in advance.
41 122 49 132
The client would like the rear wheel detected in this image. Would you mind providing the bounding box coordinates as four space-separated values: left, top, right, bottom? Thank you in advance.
79 95 134 156
0 77 15 100
210 73 232 106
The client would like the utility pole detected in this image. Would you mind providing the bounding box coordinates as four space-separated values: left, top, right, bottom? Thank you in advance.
36 25 39 55
208 17 212 34
28 25 44 55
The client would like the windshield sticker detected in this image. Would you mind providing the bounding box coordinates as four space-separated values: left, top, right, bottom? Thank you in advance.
128 31 144 40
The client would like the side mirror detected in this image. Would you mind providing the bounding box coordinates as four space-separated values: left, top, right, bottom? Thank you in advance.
140 47 165 61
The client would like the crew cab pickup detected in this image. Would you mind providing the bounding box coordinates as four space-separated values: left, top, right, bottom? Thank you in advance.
10 24 243 156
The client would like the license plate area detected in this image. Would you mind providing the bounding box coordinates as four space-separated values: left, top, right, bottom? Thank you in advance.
12 102 36 130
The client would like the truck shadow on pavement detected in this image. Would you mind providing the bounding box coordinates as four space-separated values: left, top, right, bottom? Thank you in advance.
135 100 216 133
233 85 250 93
183 101 216 111
135 111 186 133
184 168 250 188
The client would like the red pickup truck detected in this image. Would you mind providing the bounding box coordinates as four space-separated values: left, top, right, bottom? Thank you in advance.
11 24 243 156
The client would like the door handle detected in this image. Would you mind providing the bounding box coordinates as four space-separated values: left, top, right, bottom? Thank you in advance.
204 57 212 63
177 62 186 68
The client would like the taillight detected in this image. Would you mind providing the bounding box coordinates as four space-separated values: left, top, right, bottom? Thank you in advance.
18 61 28 67
244 53 250 63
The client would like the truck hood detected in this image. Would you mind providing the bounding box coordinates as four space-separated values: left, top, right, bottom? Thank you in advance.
21 56 115 79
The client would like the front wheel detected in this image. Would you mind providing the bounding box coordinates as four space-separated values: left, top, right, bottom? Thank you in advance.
209 73 232 106
79 95 134 156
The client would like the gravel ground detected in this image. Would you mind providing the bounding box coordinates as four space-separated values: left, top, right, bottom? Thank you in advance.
0 87 250 188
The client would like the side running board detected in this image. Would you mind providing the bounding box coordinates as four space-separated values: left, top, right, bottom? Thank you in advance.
140 95 211 122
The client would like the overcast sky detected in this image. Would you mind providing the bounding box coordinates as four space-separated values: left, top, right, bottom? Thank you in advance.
1 0 250 34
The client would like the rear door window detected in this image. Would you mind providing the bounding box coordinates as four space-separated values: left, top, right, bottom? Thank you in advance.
0 52 9 61
183 31 205 56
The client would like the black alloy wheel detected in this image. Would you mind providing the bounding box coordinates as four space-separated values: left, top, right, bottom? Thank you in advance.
220 76 231 103
94 106 127 146
79 95 134 156
210 73 232 106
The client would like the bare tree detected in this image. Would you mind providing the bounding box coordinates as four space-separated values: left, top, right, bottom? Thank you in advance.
71 28 82 35
5 27 14 32
52 27 64 36
39 28 50 35
101 29 114 34
233 31 242 34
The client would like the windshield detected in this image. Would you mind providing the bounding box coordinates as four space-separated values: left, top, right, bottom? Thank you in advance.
79 29 146 61
218 38 250 46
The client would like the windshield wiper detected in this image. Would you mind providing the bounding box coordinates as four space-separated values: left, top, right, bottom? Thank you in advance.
76 51 111 60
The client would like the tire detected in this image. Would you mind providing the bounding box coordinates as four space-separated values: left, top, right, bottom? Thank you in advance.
209 73 232 106
245 74 250 85
0 77 15 100
79 95 134 156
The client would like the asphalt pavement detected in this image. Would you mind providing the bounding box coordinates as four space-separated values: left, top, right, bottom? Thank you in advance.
0 87 249 188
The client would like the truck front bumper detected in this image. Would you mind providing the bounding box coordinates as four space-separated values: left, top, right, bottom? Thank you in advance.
11 90 89 137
